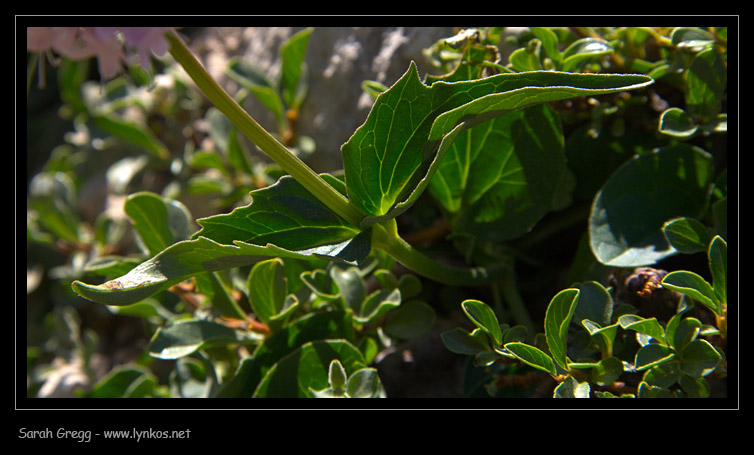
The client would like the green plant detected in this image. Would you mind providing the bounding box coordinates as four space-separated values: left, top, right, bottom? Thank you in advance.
26 26 729 400
443 234 726 397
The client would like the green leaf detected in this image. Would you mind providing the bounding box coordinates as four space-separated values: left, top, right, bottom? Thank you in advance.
671 27 716 50
504 342 556 376
663 304 693 351
634 343 675 371
564 123 657 201
544 288 580 370
71 232 366 307
206 271 247 319
147 319 262 360
346 368 383 398
89 365 160 398
581 320 620 358
300 269 339 301
71 173 373 306
679 375 711 398
169 356 217 398
91 113 169 160
354 288 401 324
553 375 590 398
708 236 727 305
618 314 666 343
28 172 81 244
589 144 715 266
561 38 613 72
441 327 490 355
672 317 702 351
206 107 234 154
590 356 624 387
226 126 254 175
662 217 712 254
280 27 312 109
124 192 196 256
679 339 723 378
661 270 718 314
462 299 502 347
642 360 681 389
384 300 436 339
342 62 653 224
685 47 726 121
573 281 613 328
637 381 676 398
530 27 562 66
226 57 284 123
247 258 288 325
253 340 366 398
659 107 699 138
216 311 354 397
428 103 571 242
194 174 360 253
509 45 543 72
330 265 366 310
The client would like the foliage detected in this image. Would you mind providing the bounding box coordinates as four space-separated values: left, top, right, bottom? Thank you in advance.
26 26 728 400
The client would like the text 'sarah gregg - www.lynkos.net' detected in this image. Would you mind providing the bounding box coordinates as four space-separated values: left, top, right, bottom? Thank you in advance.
18 427 192 443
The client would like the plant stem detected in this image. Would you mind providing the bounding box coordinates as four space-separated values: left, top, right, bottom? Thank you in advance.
165 30 365 228
371 220 510 287
167 30 511 287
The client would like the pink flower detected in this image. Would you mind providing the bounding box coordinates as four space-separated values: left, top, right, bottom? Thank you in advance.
27 27 174 80
120 27 172 68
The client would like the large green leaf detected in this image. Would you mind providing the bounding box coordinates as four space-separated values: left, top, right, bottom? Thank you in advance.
71 232 369 306
342 62 653 225
72 174 369 306
589 144 714 266
564 122 658 201
429 103 570 241
193 173 359 250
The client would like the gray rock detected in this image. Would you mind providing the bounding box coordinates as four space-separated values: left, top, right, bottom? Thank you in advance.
190 27 456 172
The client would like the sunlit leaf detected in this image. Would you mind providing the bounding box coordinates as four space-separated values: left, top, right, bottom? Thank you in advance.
343 62 653 226
544 288 580 370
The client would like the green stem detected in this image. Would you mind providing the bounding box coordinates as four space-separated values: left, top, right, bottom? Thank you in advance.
371 220 510 287
167 30 511 288
165 30 364 227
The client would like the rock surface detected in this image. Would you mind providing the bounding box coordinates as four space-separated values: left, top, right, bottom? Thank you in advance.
189 26 457 172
